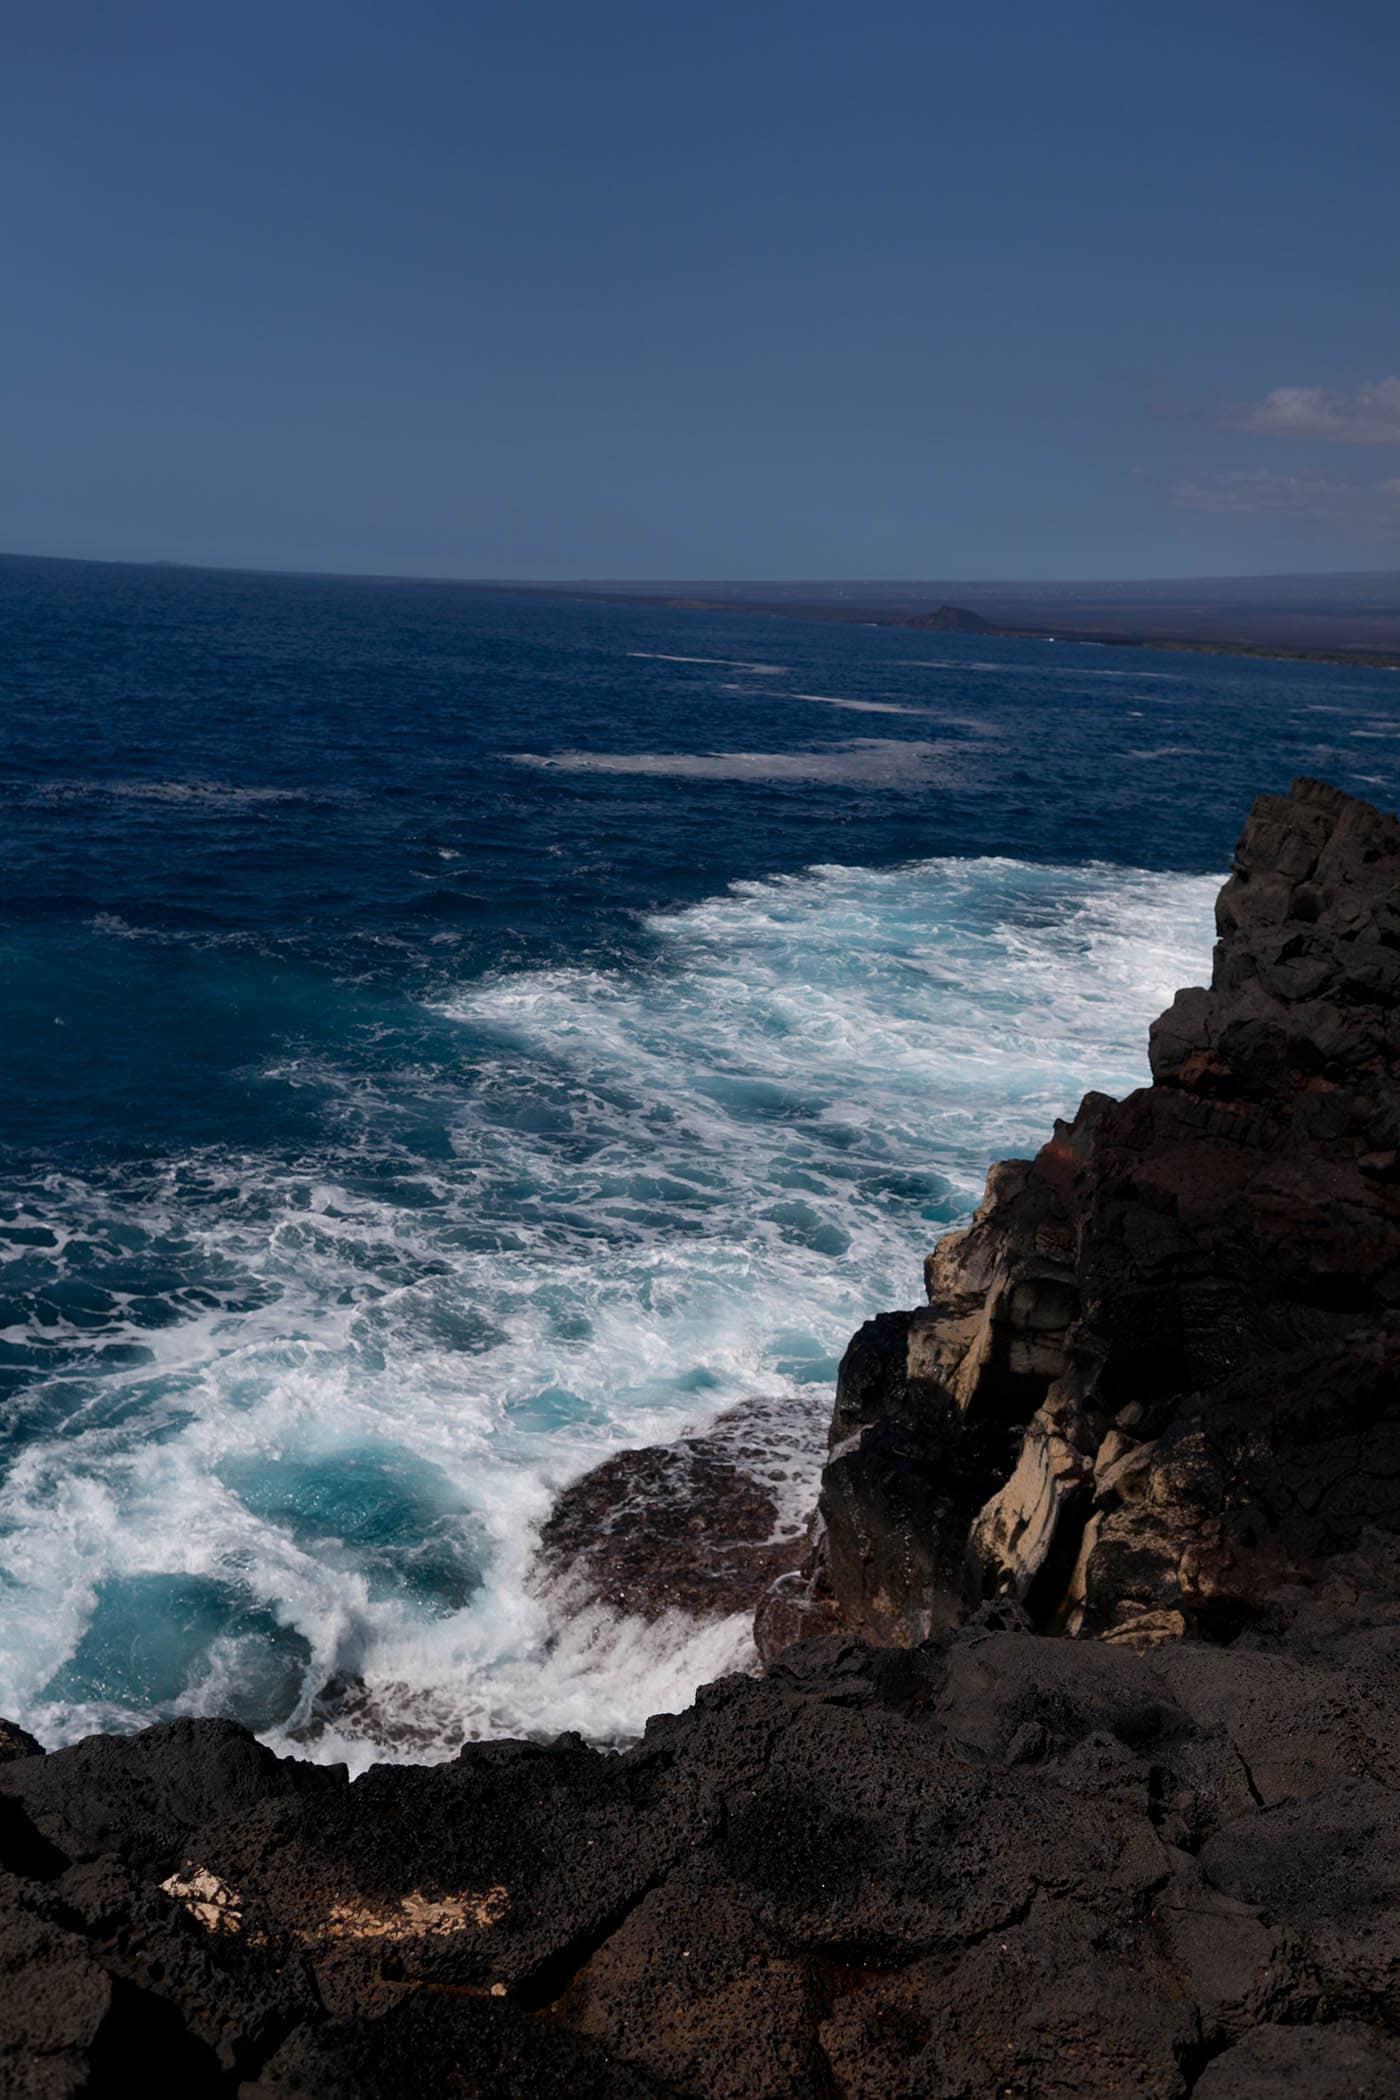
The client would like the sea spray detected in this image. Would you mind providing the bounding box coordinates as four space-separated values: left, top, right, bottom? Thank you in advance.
1 856 1217 1764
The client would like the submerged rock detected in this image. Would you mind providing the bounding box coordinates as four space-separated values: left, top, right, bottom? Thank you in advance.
533 1394 822 1621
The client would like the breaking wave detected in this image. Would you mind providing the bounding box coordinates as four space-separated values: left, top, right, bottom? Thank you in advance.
0 856 1218 1767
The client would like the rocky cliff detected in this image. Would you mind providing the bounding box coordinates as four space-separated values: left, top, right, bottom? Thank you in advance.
760 776 1400 1663
5 778 1400 2100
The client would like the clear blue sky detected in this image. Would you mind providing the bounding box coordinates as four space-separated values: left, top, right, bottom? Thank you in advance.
5 0 1398 580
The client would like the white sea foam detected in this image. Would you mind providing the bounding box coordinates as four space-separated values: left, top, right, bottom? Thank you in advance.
903 659 1182 680
509 738 972 783
8 779 337 806
0 856 1219 1765
626 653 788 672
791 693 927 716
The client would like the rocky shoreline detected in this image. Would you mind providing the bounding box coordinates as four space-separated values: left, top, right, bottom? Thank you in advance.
6 776 1400 2098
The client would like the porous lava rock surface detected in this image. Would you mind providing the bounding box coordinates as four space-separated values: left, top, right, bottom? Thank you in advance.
7 778 1400 2098
7 1632 1400 2096
533 1395 818 1621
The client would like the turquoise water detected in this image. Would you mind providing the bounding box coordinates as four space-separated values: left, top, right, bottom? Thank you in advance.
3 555 1397 1761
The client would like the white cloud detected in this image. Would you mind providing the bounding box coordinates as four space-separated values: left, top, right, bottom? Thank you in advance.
1171 470 1400 534
1236 377 1400 445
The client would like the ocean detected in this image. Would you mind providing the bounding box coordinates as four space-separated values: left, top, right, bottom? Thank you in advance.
3 554 1397 1767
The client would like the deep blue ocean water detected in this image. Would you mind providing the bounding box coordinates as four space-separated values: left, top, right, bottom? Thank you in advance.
4 553 1399 1762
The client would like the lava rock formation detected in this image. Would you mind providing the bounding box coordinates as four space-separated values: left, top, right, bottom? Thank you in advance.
761 776 1400 1663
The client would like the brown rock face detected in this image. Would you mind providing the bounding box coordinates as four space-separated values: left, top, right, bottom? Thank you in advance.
764 778 1400 1658
532 1395 820 1621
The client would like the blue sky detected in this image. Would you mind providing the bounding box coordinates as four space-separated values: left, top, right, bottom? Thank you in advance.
4 0 1398 580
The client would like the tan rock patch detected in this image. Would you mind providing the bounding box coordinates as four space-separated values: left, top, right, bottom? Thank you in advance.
159 1863 244 1934
315 1887 510 1941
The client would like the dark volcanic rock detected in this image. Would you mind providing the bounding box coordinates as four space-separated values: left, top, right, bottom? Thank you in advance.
533 1395 820 1620
0 1717 329 1874
7 1624 1400 2093
768 777 1400 1656
0 1719 44 1766
242 1994 668 2100
1191 2021 1400 2098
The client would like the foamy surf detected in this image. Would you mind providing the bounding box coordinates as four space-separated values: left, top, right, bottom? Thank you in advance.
0 855 1219 1765
625 653 789 672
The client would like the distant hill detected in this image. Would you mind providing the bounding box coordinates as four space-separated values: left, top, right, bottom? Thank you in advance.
550 568 1400 662
897 604 991 632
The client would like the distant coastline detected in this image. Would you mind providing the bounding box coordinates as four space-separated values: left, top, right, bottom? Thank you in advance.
544 585 1400 671
4 547 1399 670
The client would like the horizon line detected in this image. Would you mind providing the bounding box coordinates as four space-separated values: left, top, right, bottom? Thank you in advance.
3 545 1399 595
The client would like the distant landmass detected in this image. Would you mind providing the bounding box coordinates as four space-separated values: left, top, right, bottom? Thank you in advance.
545 567 1400 666
4 550 1400 666
897 603 991 632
